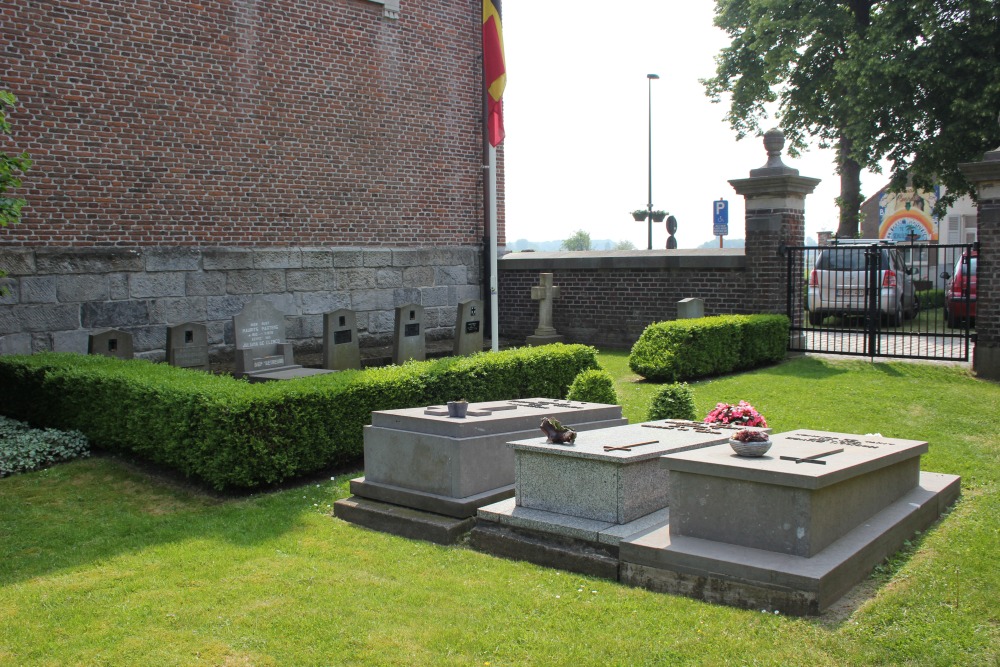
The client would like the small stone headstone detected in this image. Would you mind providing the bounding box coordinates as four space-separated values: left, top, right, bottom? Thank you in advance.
392 303 425 364
88 328 134 360
454 299 484 356
232 298 299 378
677 298 705 319
323 308 361 370
166 322 209 370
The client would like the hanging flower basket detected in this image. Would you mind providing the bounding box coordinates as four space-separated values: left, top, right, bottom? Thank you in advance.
631 210 648 222
651 210 667 222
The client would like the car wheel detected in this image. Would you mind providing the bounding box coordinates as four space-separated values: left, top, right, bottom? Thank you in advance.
808 311 824 326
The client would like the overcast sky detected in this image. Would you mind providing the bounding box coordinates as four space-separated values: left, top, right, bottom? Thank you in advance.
500 2 889 249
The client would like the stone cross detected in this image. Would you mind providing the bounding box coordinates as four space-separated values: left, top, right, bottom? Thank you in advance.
530 273 561 338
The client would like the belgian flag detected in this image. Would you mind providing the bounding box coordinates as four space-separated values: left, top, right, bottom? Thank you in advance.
482 0 506 147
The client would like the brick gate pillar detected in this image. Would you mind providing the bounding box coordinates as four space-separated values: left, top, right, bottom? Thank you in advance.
729 129 821 320
959 130 1000 380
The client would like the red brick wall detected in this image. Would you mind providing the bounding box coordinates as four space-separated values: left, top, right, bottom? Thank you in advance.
0 0 502 247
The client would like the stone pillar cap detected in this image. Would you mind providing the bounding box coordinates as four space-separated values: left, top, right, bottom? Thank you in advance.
749 128 800 177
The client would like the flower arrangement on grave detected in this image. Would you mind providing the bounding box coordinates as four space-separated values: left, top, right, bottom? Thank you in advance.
730 428 769 443
703 401 768 428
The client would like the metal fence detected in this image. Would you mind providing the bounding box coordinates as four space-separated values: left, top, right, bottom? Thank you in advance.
786 242 976 361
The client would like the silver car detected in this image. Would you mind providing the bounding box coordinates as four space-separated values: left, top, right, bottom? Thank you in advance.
806 242 918 326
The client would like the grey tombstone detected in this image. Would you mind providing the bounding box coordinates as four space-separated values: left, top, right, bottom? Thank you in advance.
392 303 425 364
618 429 961 614
453 299 484 356
677 298 705 319
323 308 361 370
232 298 300 379
88 328 134 360
166 322 209 370
334 397 627 545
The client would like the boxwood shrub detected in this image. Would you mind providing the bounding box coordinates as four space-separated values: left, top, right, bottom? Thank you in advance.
0 344 598 491
628 314 789 382
565 369 618 405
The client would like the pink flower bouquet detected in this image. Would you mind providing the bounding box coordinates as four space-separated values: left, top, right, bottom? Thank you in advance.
703 401 768 428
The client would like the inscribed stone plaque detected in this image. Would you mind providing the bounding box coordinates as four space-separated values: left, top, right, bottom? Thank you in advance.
166 322 209 370
88 328 134 360
232 298 298 378
454 299 484 356
392 303 425 364
323 308 361 370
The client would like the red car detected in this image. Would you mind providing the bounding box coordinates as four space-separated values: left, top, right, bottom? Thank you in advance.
944 251 977 328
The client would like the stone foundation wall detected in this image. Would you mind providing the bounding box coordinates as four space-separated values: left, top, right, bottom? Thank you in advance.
0 246 481 360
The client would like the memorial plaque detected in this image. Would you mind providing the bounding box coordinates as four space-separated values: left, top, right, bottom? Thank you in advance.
392 303 425 363
453 299 484 356
323 308 361 370
88 328 134 360
166 322 209 370
232 298 299 379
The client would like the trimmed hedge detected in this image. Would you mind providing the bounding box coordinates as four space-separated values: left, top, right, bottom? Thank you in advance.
565 369 618 405
0 344 598 491
628 314 789 382
647 383 696 421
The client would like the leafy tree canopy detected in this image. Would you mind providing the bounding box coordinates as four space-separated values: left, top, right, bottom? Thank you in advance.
704 0 1000 230
561 230 592 251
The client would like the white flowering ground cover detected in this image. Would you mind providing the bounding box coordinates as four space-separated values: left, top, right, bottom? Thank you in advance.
0 354 997 665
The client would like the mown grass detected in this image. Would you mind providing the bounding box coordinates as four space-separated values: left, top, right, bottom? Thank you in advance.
1 353 998 665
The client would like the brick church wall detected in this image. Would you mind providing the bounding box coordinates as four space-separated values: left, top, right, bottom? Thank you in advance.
0 0 499 357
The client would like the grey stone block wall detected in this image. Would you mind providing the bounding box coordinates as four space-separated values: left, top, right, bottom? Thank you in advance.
0 246 483 361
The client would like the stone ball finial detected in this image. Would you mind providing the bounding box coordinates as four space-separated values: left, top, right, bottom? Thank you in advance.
749 127 799 177
763 128 785 159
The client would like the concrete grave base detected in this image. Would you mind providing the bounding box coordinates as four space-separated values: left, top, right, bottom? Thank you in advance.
472 497 669 580
347 476 514 519
619 471 960 615
333 496 476 546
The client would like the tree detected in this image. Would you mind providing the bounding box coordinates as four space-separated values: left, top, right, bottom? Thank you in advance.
0 90 31 229
703 1 1000 235
844 1 1000 213
614 239 637 250
703 2 881 238
561 230 591 251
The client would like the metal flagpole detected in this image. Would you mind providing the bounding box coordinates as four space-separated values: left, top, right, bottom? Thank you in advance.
488 145 499 352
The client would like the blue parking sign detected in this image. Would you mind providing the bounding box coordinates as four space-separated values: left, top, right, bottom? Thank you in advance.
713 199 728 236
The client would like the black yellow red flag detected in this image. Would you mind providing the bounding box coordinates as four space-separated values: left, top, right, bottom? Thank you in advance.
482 0 506 146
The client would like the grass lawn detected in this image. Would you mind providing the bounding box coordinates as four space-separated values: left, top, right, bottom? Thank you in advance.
1 353 998 665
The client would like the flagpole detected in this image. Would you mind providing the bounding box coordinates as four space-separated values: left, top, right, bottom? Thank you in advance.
488 144 499 352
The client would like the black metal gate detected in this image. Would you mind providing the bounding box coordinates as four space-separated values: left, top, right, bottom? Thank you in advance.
786 241 976 361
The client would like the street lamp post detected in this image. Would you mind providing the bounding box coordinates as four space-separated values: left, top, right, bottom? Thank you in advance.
646 73 659 250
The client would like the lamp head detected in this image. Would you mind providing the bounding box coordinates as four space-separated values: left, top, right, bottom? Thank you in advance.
647 73 660 80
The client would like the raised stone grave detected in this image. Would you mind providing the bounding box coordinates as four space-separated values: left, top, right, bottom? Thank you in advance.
166 322 209 370
88 328 134 360
233 299 333 381
323 308 361 370
472 419 756 578
619 429 961 615
334 398 627 545
392 303 425 364
453 299 484 356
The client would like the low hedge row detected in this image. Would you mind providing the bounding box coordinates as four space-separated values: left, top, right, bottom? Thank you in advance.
0 344 599 491
628 314 789 382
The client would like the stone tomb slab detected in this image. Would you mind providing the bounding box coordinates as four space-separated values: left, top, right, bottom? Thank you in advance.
510 420 757 524
661 429 928 557
166 322 209 370
618 429 961 614
336 398 626 544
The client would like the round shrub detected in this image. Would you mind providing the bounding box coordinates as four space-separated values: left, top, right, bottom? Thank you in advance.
647 383 696 421
566 369 619 405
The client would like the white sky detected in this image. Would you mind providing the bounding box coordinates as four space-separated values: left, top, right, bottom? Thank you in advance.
500 2 889 249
